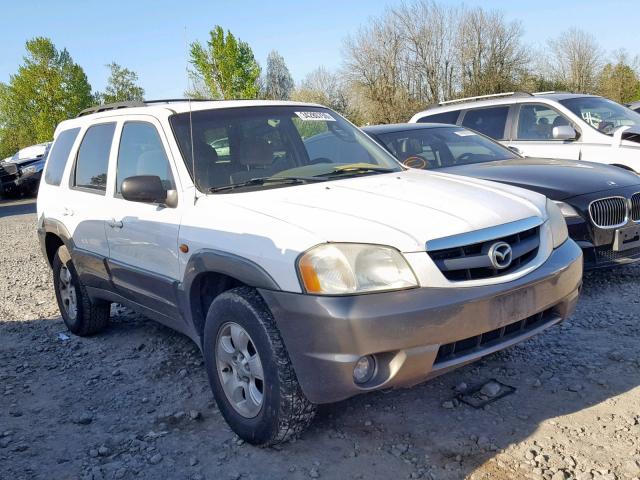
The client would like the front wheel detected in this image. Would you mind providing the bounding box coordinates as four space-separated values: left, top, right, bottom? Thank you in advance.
203 287 316 446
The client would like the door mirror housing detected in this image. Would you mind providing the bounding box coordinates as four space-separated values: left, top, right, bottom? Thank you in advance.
121 175 178 208
552 125 577 141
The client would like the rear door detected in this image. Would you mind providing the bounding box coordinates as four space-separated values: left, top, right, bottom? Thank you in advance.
104 117 182 320
65 122 117 289
507 103 581 160
460 106 511 141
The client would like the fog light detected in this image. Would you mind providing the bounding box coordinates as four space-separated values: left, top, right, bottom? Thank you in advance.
353 355 375 384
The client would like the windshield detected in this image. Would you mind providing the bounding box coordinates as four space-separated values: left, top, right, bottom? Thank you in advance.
372 126 517 169
170 106 401 192
560 97 640 135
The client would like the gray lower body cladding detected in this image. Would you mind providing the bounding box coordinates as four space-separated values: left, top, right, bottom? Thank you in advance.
260 240 583 404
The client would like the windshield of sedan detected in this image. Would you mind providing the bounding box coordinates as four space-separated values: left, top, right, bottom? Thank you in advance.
559 97 640 135
372 126 517 169
170 106 401 192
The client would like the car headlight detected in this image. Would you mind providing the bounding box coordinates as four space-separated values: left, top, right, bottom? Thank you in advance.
547 198 569 249
20 165 37 175
298 243 418 295
552 200 581 219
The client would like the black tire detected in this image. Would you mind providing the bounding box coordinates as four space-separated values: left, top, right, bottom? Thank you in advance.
52 246 110 336
203 286 316 446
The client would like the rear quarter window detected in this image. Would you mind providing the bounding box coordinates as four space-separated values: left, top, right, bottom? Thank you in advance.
417 110 461 125
44 128 81 186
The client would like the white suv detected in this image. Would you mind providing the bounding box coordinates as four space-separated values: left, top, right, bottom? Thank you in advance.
410 92 640 172
37 100 582 445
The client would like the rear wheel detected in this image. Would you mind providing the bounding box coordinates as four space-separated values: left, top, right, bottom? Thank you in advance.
203 286 316 446
52 246 110 336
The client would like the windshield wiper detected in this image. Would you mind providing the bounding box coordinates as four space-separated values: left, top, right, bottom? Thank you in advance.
209 176 326 193
314 165 396 178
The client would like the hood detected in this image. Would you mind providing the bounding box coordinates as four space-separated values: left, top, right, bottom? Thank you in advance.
440 157 640 201
215 169 547 252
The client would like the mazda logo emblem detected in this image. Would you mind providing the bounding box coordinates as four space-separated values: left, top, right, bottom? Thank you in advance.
488 241 513 269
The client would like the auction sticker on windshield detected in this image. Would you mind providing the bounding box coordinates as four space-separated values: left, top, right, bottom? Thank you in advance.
454 130 477 136
295 111 336 121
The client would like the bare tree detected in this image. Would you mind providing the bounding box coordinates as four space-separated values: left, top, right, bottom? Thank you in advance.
341 1 530 123
342 13 422 124
291 66 359 121
263 50 294 100
393 0 457 103
455 8 529 97
547 28 603 93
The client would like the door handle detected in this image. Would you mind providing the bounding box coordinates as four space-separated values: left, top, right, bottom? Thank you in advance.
108 218 124 229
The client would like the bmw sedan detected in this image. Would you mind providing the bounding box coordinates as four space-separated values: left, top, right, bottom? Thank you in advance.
363 123 640 270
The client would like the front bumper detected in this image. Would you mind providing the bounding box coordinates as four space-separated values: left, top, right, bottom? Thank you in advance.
0 171 41 195
567 218 640 269
260 239 583 404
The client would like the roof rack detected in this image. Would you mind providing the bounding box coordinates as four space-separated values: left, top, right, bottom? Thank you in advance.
532 91 572 95
436 91 533 108
77 98 217 117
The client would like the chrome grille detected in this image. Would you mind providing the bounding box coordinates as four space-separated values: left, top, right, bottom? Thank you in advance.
428 226 540 281
631 193 640 222
589 197 627 228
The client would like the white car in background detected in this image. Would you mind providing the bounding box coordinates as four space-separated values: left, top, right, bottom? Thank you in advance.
410 92 640 173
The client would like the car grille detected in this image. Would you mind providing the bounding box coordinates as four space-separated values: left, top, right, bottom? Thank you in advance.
427 226 540 281
589 197 627 228
433 308 555 365
631 193 640 222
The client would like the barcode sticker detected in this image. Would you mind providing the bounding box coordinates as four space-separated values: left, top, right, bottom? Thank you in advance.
295 111 336 121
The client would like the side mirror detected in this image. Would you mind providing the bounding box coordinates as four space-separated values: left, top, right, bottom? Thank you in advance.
552 125 577 141
507 146 522 155
121 175 178 208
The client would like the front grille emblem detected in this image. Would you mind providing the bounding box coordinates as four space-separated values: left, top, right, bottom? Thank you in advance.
488 241 513 269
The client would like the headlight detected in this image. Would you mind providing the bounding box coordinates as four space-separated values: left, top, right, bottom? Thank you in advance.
547 198 569 248
298 243 418 295
552 200 581 219
20 165 37 175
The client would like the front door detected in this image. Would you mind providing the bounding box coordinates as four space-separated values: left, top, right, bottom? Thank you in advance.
104 118 182 320
506 103 582 160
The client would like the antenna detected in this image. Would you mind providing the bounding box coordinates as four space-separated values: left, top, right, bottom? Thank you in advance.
184 26 198 204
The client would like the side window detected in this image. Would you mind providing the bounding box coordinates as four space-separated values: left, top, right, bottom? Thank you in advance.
116 122 175 194
73 123 116 192
516 104 571 140
418 110 460 125
461 107 509 140
44 128 80 186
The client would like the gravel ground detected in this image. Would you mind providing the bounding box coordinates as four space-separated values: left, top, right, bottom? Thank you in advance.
1 198 639 480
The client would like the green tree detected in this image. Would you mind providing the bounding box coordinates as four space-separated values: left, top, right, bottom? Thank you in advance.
0 37 92 158
98 62 145 104
189 26 261 99
598 52 640 104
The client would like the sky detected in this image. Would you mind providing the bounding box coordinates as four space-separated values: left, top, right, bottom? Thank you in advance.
1 0 637 99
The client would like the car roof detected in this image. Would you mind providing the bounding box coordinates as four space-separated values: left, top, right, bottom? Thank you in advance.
363 123 454 134
55 100 326 134
414 92 601 117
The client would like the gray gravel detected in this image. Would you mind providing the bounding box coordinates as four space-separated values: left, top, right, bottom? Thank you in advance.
1 198 639 480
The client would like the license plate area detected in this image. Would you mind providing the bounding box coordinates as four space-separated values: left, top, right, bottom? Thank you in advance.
613 225 640 251
490 286 536 326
